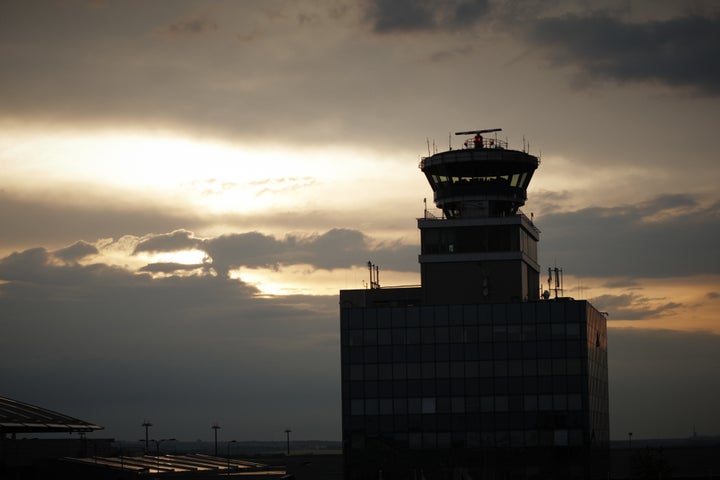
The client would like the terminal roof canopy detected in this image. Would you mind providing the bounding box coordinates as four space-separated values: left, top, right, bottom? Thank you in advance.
0 395 103 434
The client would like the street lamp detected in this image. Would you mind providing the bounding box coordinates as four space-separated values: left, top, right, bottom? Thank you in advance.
628 432 633 449
153 438 176 472
212 423 221 456
116 440 124 471
284 429 292 456
226 440 237 476
141 420 153 454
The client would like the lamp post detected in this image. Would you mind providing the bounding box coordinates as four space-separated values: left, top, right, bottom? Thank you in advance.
212 423 221 456
141 420 152 454
284 429 292 456
226 440 237 476
153 438 176 472
628 432 633 449
117 440 124 471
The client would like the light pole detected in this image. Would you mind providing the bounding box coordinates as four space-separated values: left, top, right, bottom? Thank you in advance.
226 440 236 476
628 432 633 449
284 429 292 456
141 420 153 454
117 440 124 471
153 438 176 472
212 423 221 456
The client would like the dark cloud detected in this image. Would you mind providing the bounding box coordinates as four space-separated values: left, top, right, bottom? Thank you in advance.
0 245 339 440
0 191 200 252
365 0 435 32
528 13 720 95
590 293 682 320
527 189 573 215
202 232 287 277
52 240 99 263
363 0 491 32
602 278 640 289
0 189 422 265
707 292 720 300
133 230 203 254
538 194 720 278
202 228 417 277
0 0 714 158
0 247 118 286
138 262 207 274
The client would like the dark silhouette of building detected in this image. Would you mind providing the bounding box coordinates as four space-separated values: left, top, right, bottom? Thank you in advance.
340 130 609 479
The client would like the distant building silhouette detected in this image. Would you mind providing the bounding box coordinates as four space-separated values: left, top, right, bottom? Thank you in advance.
340 130 609 479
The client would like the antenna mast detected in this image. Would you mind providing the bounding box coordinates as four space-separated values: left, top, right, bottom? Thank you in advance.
367 261 380 289
547 267 564 299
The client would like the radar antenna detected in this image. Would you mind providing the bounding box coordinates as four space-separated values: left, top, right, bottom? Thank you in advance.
454 128 502 135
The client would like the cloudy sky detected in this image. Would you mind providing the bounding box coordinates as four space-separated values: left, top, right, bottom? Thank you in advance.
1 0 719 443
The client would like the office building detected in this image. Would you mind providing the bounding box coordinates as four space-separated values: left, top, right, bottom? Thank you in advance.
339 130 609 479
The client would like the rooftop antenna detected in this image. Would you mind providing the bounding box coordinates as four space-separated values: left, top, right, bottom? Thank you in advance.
448 132 452 150
547 266 564 299
426 138 431 156
367 261 380 289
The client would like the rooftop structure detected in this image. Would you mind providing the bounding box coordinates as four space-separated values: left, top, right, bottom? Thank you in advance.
0 395 102 435
62 453 285 478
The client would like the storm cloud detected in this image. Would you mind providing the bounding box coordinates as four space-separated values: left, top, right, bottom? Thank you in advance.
539 194 720 278
528 13 720 95
363 0 491 32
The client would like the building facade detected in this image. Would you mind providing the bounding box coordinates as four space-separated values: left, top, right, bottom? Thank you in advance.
340 130 609 479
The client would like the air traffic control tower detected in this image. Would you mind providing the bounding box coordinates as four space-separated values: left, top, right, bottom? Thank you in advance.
340 129 609 480
418 128 540 305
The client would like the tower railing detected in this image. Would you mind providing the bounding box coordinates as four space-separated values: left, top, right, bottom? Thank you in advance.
459 136 508 150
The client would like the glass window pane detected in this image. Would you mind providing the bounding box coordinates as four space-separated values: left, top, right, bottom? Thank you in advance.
351 399 364 415
422 397 436 414
408 398 422 414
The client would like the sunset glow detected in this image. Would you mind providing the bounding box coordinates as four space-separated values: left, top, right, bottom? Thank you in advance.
1 0 718 443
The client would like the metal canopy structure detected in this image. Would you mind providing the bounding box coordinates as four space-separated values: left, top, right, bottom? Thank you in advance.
62 454 286 477
0 395 103 434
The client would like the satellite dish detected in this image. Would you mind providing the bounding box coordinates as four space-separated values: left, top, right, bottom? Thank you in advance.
542 290 550 300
